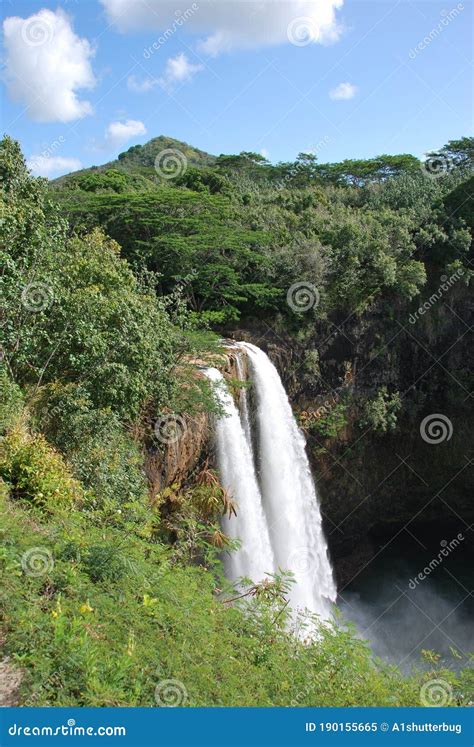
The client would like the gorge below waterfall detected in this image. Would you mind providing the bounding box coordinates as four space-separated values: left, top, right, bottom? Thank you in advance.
205 343 337 622
205 343 473 666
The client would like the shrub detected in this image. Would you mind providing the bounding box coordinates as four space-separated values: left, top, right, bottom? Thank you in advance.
81 544 125 584
360 387 401 433
31 383 148 514
0 427 82 509
308 403 348 438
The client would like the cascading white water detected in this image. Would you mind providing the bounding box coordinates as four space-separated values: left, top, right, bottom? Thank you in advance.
206 345 336 622
205 367 275 583
239 343 336 619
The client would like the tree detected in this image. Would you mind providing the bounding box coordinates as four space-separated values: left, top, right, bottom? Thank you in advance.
1 136 178 422
57 189 280 322
428 137 474 172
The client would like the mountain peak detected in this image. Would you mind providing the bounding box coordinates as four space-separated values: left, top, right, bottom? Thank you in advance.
113 135 215 169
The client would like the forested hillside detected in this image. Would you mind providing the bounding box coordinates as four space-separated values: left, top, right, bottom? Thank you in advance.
1 134 473 707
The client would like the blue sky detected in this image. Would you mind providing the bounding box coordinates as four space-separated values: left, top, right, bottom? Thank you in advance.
1 0 472 176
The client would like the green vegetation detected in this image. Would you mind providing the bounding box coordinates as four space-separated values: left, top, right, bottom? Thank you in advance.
53 136 472 328
2 469 473 706
1 134 473 707
360 387 402 434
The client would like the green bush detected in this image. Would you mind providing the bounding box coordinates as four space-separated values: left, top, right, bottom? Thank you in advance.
309 403 348 438
32 383 148 515
81 544 126 584
360 387 402 433
0 427 82 509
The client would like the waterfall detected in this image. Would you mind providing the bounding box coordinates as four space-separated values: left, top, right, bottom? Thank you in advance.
240 343 336 618
207 344 336 622
205 367 275 583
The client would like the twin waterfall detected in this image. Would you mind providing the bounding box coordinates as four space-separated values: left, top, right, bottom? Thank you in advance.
206 342 336 621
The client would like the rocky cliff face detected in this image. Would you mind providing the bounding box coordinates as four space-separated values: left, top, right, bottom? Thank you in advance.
146 281 472 588
144 348 247 498
228 279 473 587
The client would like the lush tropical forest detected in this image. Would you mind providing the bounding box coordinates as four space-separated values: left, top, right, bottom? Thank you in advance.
1 133 473 707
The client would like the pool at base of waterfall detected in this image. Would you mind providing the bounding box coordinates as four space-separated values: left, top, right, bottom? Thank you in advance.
338 522 474 673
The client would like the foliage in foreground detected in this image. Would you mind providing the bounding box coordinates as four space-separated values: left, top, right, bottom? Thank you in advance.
1 473 472 708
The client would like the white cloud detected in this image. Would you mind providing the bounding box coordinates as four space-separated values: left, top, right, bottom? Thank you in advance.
2 9 95 122
27 155 82 177
127 54 203 94
159 53 203 90
104 119 147 148
329 81 358 100
100 0 344 54
127 75 156 93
